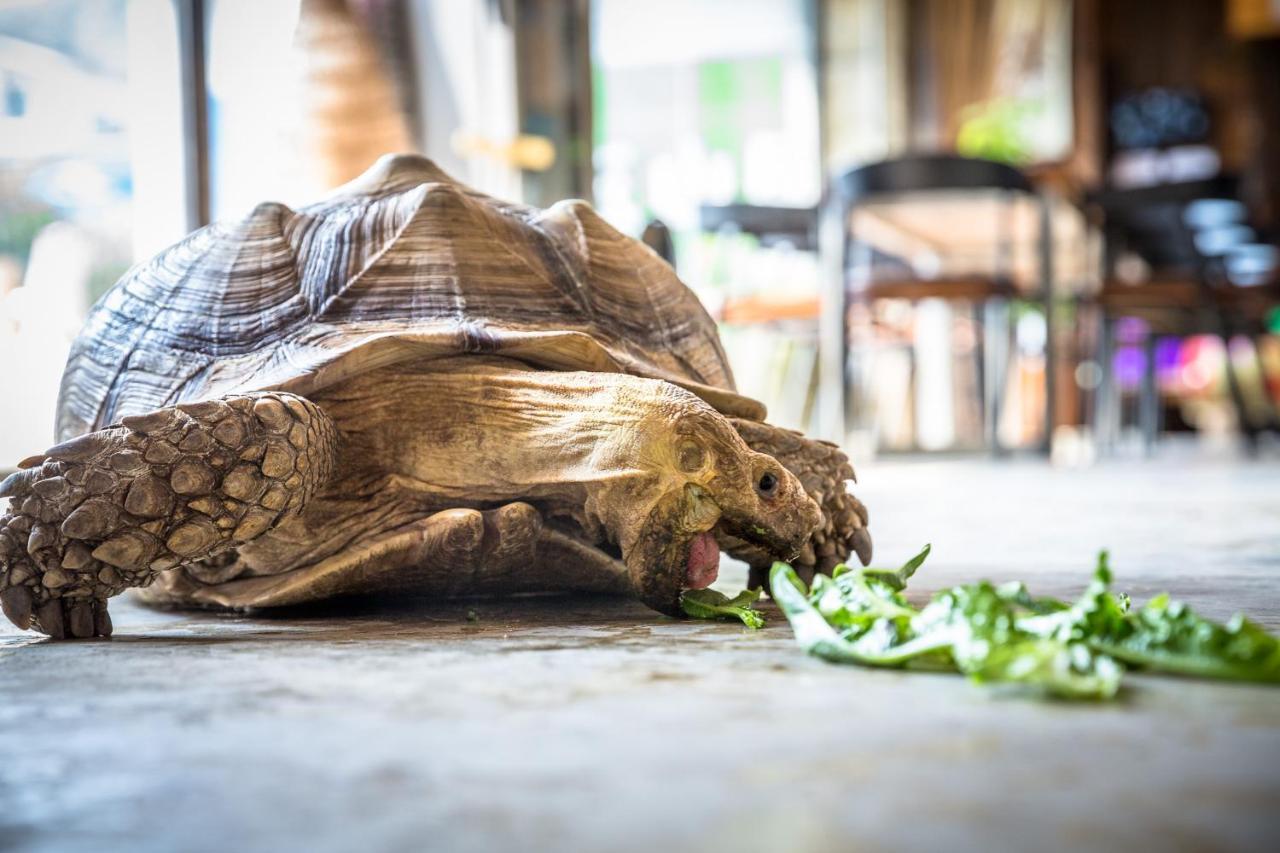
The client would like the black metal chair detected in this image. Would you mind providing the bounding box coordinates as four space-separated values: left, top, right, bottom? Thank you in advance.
1087 178 1279 453
828 154 1055 453
698 204 818 252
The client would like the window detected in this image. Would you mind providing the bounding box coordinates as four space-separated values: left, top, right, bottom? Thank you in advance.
0 0 185 459
591 0 823 431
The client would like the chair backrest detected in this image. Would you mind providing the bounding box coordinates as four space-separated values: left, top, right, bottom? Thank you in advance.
834 154 1035 205
698 204 818 252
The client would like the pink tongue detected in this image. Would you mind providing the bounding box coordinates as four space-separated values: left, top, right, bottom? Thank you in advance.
684 531 720 589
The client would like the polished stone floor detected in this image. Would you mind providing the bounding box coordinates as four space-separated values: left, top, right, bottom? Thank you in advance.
2 450 1278 853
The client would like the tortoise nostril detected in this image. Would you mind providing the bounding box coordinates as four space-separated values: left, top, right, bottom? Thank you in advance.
756 471 779 497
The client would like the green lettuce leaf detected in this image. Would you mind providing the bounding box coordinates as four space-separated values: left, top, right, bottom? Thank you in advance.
1090 594 1280 683
1017 553 1280 683
770 546 1276 700
680 587 766 629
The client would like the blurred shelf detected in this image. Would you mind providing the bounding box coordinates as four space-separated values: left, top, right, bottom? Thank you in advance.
1097 278 1202 310
863 275 1018 302
719 294 819 325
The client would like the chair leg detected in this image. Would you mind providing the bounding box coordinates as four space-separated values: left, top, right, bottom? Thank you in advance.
972 302 986 445
1041 297 1055 457
1250 334 1280 432
1211 310 1261 452
1094 314 1117 455
1222 341 1259 453
1139 333 1159 456
983 299 1011 455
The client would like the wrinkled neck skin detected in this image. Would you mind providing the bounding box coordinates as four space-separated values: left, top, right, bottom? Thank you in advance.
314 356 681 545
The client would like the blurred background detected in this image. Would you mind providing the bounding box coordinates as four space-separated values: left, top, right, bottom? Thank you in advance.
1 0 1278 464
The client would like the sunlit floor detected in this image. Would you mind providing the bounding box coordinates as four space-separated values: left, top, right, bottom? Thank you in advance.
2 447 1278 853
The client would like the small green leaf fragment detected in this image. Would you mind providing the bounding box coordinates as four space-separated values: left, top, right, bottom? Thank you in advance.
681 587 765 629
858 543 932 591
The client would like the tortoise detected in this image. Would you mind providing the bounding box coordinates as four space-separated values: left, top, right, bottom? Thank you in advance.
0 154 871 640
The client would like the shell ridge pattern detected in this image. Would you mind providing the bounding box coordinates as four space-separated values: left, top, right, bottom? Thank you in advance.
219 205 298 355
628 232 681 376
148 203 303 358
636 256 733 389
440 187 589 342
281 209 324 312
67 202 307 431
89 226 224 429
563 200 723 388
634 252 716 384
311 180 585 336
63 252 170 435
563 204 660 369
308 183 438 320
295 202 362 316
529 203 597 324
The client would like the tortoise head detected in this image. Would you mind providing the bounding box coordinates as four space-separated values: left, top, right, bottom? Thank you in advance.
590 387 821 615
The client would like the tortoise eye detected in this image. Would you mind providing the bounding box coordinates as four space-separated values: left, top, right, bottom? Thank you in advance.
678 442 705 473
756 471 779 497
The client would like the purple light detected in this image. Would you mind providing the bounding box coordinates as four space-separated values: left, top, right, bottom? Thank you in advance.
1114 345 1146 389
1155 336 1182 380
1116 317 1149 345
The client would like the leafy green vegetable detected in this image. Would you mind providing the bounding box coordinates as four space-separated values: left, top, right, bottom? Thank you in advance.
844 542 930 591
771 547 1280 700
1016 552 1280 683
681 587 765 629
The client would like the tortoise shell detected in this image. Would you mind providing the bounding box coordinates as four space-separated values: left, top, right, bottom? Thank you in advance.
56 154 764 442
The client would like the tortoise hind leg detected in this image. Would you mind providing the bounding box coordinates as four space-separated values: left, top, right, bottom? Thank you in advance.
0 392 337 639
144 501 548 608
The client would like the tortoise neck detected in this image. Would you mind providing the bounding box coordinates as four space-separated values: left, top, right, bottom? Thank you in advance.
312 357 675 511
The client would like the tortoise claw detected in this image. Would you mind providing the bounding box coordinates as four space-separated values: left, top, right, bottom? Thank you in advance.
851 526 873 567
1 585 33 630
94 602 113 638
19 597 113 640
35 599 65 640
68 602 95 638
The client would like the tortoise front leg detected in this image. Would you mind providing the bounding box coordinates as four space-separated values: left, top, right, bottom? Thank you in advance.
0 393 337 638
727 418 872 588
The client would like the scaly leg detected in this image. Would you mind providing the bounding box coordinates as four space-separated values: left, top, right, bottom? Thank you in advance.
139 501 552 608
0 393 337 638
728 418 872 588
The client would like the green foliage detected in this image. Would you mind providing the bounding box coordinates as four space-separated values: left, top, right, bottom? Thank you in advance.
0 207 57 266
87 260 130 305
955 97 1042 165
771 547 1279 700
681 587 765 629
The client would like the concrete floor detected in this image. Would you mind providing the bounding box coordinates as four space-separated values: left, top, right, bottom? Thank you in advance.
2 450 1279 853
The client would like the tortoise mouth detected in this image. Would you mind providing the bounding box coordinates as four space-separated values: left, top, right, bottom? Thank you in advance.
676 518 800 593
683 530 720 589
625 493 810 616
